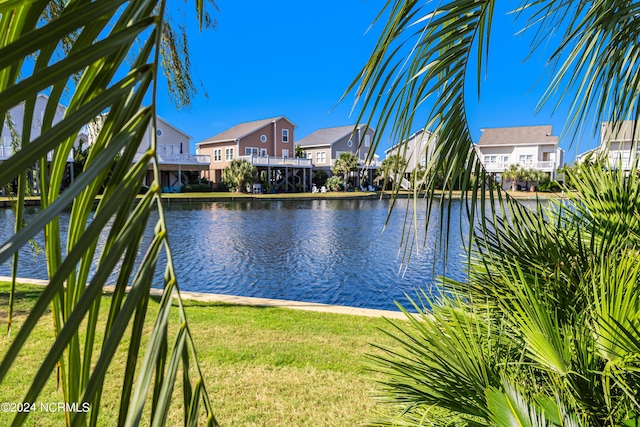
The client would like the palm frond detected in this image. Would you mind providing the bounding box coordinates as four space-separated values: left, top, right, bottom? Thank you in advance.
0 0 218 425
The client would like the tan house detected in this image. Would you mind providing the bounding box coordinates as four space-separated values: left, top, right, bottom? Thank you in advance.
196 116 312 192
297 124 378 185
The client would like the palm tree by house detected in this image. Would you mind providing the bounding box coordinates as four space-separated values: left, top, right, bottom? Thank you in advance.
332 151 360 191
222 159 258 193
347 0 640 425
379 154 408 190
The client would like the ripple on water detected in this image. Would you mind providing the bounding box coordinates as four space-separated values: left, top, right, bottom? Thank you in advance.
0 199 467 310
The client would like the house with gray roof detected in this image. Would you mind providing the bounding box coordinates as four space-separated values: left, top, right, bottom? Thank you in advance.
297 124 378 184
476 125 564 186
196 116 312 192
577 120 639 170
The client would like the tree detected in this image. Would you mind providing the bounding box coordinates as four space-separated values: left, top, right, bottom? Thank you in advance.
0 1 218 425
331 152 359 191
348 0 640 425
501 164 527 191
222 159 258 193
379 154 408 190
294 144 304 158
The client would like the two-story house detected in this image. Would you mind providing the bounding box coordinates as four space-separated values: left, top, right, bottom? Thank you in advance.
1 94 83 195
577 121 640 170
297 124 378 186
134 116 210 191
384 128 437 181
476 125 564 187
196 116 312 192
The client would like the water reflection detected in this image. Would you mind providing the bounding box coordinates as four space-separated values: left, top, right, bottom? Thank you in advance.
0 198 468 311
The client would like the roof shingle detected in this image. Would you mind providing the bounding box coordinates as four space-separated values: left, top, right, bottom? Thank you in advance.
478 125 558 146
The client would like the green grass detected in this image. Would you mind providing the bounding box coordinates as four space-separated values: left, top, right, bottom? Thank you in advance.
0 283 399 426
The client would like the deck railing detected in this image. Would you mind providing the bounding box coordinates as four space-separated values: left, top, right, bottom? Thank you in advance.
239 155 312 167
483 160 557 172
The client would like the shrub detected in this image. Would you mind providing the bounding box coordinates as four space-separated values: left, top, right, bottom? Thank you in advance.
180 183 210 193
325 175 343 191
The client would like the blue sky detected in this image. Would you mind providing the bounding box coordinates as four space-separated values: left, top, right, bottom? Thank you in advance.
156 1 600 162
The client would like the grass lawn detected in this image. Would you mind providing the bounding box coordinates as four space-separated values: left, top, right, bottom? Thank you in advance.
0 282 401 426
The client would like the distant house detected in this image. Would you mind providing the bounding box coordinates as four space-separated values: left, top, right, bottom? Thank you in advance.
577 121 640 170
297 124 378 185
1 94 83 194
134 116 210 191
384 128 437 176
476 125 564 185
196 116 312 192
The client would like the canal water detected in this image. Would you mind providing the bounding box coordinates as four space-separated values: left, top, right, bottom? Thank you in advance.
0 198 468 311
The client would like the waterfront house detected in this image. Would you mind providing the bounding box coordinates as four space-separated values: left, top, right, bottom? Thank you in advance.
384 128 438 186
1 94 83 194
577 120 640 170
476 125 564 188
297 124 378 186
134 116 209 191
197 116 312 192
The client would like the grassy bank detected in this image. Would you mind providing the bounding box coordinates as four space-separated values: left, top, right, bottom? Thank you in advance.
0 283 399 426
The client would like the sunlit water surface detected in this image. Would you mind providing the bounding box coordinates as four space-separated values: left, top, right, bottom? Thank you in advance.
0 198 470 311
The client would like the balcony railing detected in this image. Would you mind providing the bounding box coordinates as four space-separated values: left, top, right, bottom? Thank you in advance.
1 145 73 162
239 155 312 167
157 153 210 165
483 160 557 172
329 158 380 168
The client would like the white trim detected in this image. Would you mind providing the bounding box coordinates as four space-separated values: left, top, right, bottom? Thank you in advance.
225 147 234 161
213 148 222 162
282 128 289 143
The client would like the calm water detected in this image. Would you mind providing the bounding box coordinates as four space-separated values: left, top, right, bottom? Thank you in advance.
0 198 468 311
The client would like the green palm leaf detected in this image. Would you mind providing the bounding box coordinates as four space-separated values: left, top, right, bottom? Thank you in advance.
0 0 218 425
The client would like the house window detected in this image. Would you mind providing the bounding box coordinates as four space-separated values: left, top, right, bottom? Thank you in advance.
282 129 289 143
316 151 326 164
214 149 222 162
484 155 497 164
420 155 426 166
156 129 163 137
347 139 353 147
502 155 509 163
519 154 533 164
260 148 268 156
225 148 234 161
306 153 312 159
260 135 267 143
245 147 258 156
364 134 371 147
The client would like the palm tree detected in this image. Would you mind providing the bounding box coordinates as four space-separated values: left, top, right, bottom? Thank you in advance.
347 1 640 424
0 0 218 425
332 151 360 191
222 159 258 193
379 154 408 190
502 164 527 191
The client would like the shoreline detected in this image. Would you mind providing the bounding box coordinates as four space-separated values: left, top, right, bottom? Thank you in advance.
0 189 562 208
0 276 412 320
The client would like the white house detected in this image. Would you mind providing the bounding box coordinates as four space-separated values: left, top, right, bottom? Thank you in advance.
135 116 210 191
1 94 83 194
577 121 640 170
476 125 564 182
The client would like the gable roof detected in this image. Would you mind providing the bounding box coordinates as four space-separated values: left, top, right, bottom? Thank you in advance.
601 120 640 142
384 128 434 154
297 124 373 148
157 116 192 140
196 116 293 145
478 125 558 146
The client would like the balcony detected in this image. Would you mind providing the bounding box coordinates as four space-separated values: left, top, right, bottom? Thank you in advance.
157 153 210 165
1 145 73 162
239 155 312 168
483 160 557 173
